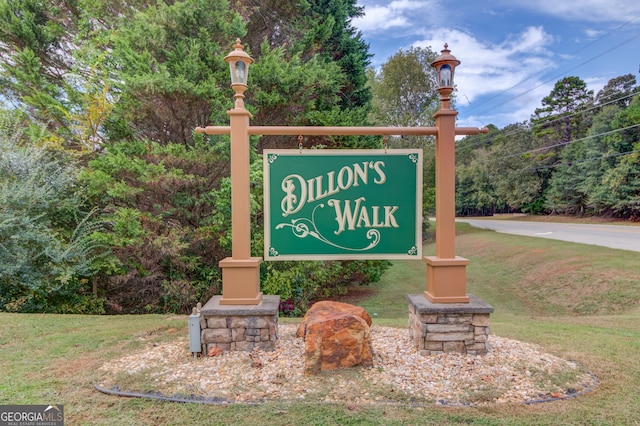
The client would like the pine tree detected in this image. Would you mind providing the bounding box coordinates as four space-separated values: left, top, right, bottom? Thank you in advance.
531 76 594 143
595 74 639 109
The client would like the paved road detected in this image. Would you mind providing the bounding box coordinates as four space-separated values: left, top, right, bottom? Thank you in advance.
456 219 640 253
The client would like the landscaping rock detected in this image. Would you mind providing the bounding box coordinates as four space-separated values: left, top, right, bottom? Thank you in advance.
296 301 373 374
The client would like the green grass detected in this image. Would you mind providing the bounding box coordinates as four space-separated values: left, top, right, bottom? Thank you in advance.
2 226 640 424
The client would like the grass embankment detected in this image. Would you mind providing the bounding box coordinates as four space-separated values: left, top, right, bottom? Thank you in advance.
1 224 640 425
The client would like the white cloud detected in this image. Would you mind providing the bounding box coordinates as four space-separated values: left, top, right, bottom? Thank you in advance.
354 0 638 128
409 26 558 127
413 26 555 102
497 0 640 22
353 0 440 33
583 28 606 39
353 10 407 32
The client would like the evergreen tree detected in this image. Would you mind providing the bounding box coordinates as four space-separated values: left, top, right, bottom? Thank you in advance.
531 76 594 143
527 77 594 210
234 0 371 108
595 74 638 109
1 0 374 149
543 137 591 215
240 0 375 150
456 149 496 216
0 0 151 151
569 104 623 215
1 0 387 313
0 0 76 142
302 0 372 110
102 0 245 144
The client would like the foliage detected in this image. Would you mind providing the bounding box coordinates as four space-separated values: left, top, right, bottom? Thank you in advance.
595 73 640 108
456 75 639 219
531 76 594 143
492 123 548 214
0 111 106 313
0 0 374 141
1 0 638 316
539 92 640 217
368 46 439 213
0 0 74 126
0 0 388 314
588 95 640 217
101 0 244 144
456 149 495 216
239 0 376 150
368 46 439 130
81 143 390 314
297 0 371 109
0 0 375 149
0 0 121 155
249 41 345 150
80 138 231 313
240 0 371 106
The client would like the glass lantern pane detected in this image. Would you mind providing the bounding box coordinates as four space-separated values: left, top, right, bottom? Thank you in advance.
235 61 246 84
440 65 451 87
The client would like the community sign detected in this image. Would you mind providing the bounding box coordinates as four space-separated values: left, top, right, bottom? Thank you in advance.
263 149 423 260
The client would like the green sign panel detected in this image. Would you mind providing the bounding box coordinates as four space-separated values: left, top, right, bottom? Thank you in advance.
264 149 423 260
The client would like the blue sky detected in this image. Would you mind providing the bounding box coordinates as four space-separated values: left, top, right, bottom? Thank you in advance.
353 0 640 129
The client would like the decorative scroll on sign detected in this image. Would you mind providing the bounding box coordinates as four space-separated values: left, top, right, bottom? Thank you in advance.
263 149 423 260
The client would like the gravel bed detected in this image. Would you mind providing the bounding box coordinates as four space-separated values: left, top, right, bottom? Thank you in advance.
97 324 596 406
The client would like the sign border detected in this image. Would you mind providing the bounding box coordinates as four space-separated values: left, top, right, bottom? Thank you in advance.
263 149 423 261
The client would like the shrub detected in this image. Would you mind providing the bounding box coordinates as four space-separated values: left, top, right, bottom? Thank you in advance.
81 143 391 315
0 113 107 313
80 138 230 313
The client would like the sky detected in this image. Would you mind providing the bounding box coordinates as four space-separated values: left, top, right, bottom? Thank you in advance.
352 0 640 129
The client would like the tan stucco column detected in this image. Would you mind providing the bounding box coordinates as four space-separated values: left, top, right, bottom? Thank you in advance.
219 105 262 305
423 47 470 303
424 105 470 303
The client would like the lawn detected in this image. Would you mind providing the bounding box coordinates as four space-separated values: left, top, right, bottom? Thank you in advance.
1 224 639 425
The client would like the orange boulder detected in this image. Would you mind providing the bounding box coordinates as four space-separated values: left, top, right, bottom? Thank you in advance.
296 301 373 374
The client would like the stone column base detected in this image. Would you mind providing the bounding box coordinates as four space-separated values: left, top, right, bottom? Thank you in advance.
407 293 493 355
200 295 280 353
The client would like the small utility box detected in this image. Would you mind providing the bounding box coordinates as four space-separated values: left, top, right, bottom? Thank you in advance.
188 307 202 356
